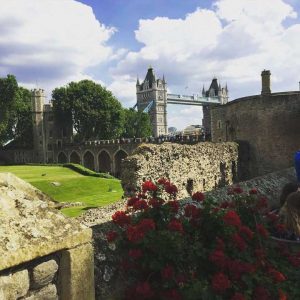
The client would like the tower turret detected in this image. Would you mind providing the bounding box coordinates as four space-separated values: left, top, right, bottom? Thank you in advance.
31 89 46 163
261 69 271 95
136 67 168 137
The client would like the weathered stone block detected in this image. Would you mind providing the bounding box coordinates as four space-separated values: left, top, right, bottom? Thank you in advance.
31 259 58 289
24 284 58 300
58 243 95 300
0 269 29 299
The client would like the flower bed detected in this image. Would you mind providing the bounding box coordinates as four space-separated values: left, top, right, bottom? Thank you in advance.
107 180 300 299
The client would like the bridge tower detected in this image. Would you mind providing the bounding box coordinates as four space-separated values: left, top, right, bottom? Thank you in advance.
31 89 46 163
136 66 168 137
202 78 228 138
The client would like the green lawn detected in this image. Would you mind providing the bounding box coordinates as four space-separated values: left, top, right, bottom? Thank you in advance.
0 165 123 217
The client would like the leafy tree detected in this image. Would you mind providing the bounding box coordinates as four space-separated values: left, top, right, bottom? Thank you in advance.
0 75 32 147
122 108 152 138
52 80 124 140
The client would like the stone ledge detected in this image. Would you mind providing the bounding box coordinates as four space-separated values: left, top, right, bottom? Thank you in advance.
0 172 92 270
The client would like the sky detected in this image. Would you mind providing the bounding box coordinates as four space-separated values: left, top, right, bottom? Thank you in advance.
1 0 300 130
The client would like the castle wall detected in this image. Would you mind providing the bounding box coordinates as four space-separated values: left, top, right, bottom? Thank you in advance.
210 92 300 179
121 142 239 198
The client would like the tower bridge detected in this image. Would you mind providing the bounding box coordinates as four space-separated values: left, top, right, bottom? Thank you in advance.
136 66 229 137
167 93 220 105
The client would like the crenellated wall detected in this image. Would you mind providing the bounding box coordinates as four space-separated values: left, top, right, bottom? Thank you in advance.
121 142 239 198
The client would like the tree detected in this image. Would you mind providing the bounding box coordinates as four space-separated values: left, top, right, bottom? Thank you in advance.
0 75 32 147
122 108 152 138
52 80 124 141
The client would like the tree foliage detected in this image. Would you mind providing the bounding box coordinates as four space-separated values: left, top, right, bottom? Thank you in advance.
122 108 152 138
52 80 125 140
0 75 32 147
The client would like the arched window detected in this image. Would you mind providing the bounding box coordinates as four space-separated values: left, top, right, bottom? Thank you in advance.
98 151 111 173
70 151 81 164
57 152 67 163
83 151 95 170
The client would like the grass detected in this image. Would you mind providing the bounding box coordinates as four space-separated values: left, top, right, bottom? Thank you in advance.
0 165 124 217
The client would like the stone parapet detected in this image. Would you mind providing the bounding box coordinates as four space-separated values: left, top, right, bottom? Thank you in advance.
0 172 95 300
121 142 239 198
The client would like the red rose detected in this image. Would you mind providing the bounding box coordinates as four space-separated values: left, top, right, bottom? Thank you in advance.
209 249 227 268
127 197 139 207
278 289 288 300
126 225 145 243
161 265 174 280
268 268 286 283
228 259 255 280
211 272 231 294
249 188 258 195
148 198 164 208
135 282 154 299
223 210 241 227
112 211 131 226
168 219 184 233
256 224 268 237
231 292 246 300
184 204 200 218
133 199 149 211
165 182 178 195
167 200 179 213
192 191 205 202
138 218 155 233
142 180 158 192
128 248 143 259
157 177 168 185
216 237 225 250
106 230 118 243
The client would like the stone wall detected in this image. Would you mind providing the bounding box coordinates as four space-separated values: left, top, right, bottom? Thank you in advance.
121 142 239 198
78 166 296 299
0 173 95 300
0 254 59 300
210 92 300 179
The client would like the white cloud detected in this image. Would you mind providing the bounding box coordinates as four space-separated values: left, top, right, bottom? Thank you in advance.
108 75 137 107
0 0 115 96
110 0 300 129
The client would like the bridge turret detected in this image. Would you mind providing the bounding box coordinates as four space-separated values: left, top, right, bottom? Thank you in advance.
202 85 205 97
136 67 168 137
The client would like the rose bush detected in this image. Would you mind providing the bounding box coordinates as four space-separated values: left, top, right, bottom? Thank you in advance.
107 179 300 299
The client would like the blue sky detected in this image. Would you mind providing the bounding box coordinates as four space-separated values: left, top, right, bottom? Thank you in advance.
1 0 300 130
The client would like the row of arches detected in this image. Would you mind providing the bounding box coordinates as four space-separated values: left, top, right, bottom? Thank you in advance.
57 149 128 177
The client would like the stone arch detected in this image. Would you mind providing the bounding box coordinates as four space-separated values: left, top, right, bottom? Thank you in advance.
83 150 95 171
57 151 68 164
98 150 112 173
70 151 81 164
114 149 128 177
